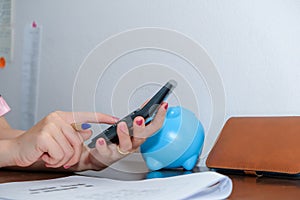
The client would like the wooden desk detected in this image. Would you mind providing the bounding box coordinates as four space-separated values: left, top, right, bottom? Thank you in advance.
228 174 300 199
1 169 300 199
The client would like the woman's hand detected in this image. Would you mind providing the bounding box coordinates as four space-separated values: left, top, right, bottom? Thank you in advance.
7 111 118 169
72 102 168 171
0 102 167 171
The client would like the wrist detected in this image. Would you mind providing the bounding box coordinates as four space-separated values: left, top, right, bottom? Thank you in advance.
0 128 25 139
0 139 18 167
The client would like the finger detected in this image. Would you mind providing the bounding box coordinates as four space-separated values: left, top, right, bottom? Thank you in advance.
78 129 93 141
42 113 85 168
144 102 168 136
95 138 111 157
93 138 115 167
116 122 132 154
32 114 70 167
140 99 150 108
71 122 93 141
46 133 75 168
57 111 119 125
59 125 83 168
46 114 85 168
43 121 79 168
40 136 65 167
131 117 146 149
37 122 73 167
71 123 91 131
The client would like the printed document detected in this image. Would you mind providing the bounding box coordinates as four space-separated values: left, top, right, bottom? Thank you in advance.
0 171 232 200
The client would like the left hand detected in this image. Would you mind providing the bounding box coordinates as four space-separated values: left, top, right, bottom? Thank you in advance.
72 102 168 171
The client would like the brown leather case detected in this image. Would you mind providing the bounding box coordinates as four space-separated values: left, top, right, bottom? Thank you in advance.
206 117 300 177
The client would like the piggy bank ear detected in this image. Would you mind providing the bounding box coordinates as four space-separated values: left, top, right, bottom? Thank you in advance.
145 157 164 171
182 154 199 170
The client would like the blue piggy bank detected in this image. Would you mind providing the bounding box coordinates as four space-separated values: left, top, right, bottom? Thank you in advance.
141 106 205 171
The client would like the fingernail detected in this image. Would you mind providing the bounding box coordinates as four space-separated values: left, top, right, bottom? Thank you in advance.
64 165 70 169
119 122 127 133
136 119 143 126
164 103 168 110
98 139 105 146
81 123 91 130
112 116 119 122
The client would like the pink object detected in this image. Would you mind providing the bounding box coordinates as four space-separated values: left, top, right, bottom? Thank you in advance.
32 21 37 28
0 95 10 117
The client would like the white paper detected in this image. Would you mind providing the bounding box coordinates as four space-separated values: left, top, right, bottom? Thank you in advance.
0 171 232 200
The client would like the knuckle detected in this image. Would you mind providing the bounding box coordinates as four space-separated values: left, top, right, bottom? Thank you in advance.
73 137 82 147
65 148 74 158
41 122 57 134
52 153 64 163
124 143 132 151
57 153 64 161
44 112 59 122
54 110 64 118
36 131 49 143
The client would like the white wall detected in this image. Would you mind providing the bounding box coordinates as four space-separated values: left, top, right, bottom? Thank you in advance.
1 0 300 137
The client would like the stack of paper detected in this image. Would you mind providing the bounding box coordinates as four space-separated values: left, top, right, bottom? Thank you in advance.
0 171 232 200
